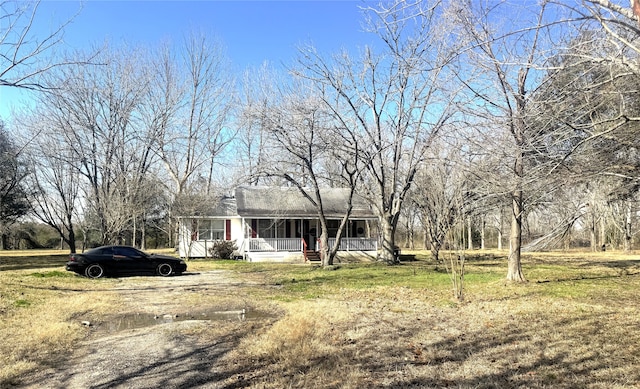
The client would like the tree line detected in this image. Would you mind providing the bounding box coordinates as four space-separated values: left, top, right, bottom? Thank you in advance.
2 0 640 281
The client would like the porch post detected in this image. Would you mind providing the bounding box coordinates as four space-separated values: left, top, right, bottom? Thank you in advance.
242 217 248 253
346 220 350 252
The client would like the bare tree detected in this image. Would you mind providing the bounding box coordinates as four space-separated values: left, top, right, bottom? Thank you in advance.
296 0 460 263
144 32 235 247
447 1 575 281
150 32 234 197
256 79 364 266
603 175 640 252
413 143 465 262
399 200 419 250
581 0 640 60
31 45 157 245
412 132 489 261
236 64 279 186
584 181 609 251
527 9 640 253
0 120 29 248
20 118 81 252
0 0 86 90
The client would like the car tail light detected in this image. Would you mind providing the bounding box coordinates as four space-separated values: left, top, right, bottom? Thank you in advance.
69 256 77 262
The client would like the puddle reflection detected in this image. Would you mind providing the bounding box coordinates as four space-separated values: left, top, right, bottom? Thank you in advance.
94 309 269 332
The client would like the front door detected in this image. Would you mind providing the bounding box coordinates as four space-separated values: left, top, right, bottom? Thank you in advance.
302 220 316 251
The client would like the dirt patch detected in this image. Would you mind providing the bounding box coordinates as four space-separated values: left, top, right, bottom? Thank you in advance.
14 259 640 388
17 270 277 389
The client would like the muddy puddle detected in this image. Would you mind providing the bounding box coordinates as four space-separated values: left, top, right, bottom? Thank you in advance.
91 309 270 332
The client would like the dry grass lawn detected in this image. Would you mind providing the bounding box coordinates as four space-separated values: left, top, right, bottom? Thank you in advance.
1 249 639 388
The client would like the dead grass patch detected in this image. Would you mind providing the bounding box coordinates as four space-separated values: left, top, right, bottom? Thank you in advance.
219 289 640 388
214 252 640 388
2 250 640 388
0 265 123 385
221 300 368 388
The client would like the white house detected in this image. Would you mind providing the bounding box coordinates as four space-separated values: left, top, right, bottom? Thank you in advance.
177 186 378 262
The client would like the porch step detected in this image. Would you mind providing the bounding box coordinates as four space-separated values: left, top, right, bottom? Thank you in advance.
305 250 321 263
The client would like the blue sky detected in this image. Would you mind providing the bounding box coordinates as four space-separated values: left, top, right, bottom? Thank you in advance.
1 0 374 120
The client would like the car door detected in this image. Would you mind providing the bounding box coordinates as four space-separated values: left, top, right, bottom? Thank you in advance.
113 247 150 275
87 246 114 272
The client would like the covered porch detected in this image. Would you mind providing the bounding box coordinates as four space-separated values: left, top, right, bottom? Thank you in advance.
243 237 378 253
177 186 380 262
239 218 377 262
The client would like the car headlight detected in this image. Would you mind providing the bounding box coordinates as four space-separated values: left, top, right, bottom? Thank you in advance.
179 260 186 265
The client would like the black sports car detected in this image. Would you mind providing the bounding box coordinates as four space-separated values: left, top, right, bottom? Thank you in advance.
66 245 187 278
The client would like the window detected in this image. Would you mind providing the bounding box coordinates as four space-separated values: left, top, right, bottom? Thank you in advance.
258 219 273 238
196 219 226 240
276 220 286 238
88 247 112 255
211 220 225 240
327 219 341 237
197 220 211 240
114 247 143 258
253 219 288 238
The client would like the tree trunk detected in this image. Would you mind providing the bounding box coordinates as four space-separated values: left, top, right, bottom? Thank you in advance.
467 218 473 250
430 242 441 263
624 203 632 252
480 216 486 250
600 215 606 250
65 212 77 253
423 229 429 251
320 231 332 266
140 216 146 251
507 68 527 282
590 212 597 252
498 211 503 250
404 215 415 250
379 215 397 264
132 216 137 248
68 227 77 254
507 190 526 281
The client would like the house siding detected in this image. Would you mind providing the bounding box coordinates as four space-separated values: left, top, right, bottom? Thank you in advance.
177 186 379 261
178 217 243 258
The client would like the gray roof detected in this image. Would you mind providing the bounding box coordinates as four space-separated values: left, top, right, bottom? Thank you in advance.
201 186 375 219
209 196 238 217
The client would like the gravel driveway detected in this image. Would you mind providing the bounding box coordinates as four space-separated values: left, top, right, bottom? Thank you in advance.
18 270 271 389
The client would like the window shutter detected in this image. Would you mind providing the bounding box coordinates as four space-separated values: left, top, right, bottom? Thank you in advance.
225 219 231 240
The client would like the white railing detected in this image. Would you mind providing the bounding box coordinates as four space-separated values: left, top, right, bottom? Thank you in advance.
328 238 378 251
247 238 303 252
244 237 377 252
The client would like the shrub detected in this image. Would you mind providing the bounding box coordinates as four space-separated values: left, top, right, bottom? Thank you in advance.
208 240 238 259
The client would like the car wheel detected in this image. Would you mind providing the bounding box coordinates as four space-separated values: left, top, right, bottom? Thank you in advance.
85 264 105 279
157 263 173 277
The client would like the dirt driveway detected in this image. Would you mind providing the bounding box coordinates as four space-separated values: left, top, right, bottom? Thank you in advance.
18 270 276 389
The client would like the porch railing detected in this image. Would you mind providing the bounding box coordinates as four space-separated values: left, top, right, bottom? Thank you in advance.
328 237 378 251
247 238 303 252
244 237 377 252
